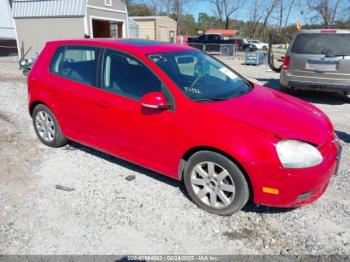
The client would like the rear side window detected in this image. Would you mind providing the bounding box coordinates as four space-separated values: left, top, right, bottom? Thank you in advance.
50 46 65 73
50 45 100 86
291 33 350 56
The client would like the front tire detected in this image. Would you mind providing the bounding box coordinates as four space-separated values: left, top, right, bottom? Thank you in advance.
32 104 68 148
183 151 250 216
343 92 350 102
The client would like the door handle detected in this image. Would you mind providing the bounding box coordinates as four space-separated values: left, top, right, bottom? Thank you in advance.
96 100 109 108
48 84 58 92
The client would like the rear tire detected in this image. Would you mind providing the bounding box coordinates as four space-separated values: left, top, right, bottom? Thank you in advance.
343 92 350 102
280 85 293 94
183 151 250 216
32 104 68 148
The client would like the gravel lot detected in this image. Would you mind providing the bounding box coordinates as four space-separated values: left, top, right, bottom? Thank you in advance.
0 55 349 255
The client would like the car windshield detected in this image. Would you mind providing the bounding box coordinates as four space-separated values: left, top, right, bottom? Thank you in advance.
148 50 252 101
291 33 350 56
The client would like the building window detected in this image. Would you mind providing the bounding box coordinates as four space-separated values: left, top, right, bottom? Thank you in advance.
105 0 112 7
110 22 117 38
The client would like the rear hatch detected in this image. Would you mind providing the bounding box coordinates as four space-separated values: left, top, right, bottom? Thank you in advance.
288 31 350 85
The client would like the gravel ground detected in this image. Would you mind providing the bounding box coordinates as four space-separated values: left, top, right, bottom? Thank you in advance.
0 55 349 255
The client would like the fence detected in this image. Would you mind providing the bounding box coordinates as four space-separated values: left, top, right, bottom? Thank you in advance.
187 43 238 59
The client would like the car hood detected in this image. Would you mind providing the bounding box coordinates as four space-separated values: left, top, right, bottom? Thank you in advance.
204 85 333 146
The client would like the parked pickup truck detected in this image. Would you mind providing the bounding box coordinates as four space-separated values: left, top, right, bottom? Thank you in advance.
188 34 257 52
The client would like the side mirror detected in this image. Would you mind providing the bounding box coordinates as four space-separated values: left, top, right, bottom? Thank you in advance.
141 92 169 110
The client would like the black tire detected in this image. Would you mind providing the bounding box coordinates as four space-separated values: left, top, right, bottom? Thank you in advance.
342 92 350 102
183 151 250 216
244 47 250 52
32 104 68 148
279 85 293 94
262 46 268 51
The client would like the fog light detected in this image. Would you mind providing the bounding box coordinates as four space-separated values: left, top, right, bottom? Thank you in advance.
262 187 279 195
296 191 313 202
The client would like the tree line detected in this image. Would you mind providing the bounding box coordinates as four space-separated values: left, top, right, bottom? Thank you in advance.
126 0 350 40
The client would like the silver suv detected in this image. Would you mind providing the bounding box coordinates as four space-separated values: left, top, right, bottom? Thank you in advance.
280 29 350 97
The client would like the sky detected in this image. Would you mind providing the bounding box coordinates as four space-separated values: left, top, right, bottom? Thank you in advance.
185 1 304 26
138 0 350 27
186 0 350 26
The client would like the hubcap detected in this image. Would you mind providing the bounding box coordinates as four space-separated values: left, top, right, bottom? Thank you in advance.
190 161 235 209
35 111 55 142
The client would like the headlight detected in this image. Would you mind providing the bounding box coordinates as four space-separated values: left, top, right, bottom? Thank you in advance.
276 140 323 168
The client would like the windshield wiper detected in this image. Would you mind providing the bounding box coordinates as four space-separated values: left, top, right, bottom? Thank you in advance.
332 54 349 57
192 97 231 102
192 90 249 102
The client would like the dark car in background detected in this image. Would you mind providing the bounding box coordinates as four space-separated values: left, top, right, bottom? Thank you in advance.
280 29 350 98
188 34 257 52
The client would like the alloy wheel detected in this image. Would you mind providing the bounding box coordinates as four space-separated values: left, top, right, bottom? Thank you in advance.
35 111 56 142
190 161 236 209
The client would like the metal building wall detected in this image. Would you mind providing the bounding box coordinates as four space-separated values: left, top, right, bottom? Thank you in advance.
0 0 16 39
128 18 139 39
13 0 86 18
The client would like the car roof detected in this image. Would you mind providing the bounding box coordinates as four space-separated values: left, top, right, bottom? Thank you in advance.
46 38 195 55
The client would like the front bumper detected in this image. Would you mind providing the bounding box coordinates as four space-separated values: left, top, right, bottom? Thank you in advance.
252 138 340 208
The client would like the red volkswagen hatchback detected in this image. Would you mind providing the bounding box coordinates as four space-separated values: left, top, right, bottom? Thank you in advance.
28 39 340 215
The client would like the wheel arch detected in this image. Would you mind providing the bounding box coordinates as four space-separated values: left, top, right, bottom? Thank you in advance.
29 100 66 137
29 100 50 116
178 146 253 200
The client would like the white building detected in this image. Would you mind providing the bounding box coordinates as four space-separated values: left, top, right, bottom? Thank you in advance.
0 0 17 56
12 0 129 57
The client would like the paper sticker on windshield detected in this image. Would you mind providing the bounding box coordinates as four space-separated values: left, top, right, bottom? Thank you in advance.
219 67 237 80
184 87 202 94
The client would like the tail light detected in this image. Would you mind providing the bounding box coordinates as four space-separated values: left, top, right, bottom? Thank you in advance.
282 56 290 70
321 29 337 33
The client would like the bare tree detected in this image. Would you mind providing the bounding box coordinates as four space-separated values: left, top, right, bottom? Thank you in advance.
277 0 296 32
136 0 163 14
164 0 192 34
308 0 342 27
207 0 243 29
222 0 244 29
207 0 224 24
262 0 279 28
250 0 263 38
249 0 279 38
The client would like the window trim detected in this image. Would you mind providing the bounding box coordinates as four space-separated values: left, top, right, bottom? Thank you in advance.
48 45 102 89
49 46 66 75
99 48 175 110
48 44 175 111
104 0 112 7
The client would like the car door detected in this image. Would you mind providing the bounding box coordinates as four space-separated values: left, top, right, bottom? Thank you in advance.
96 49 177 176
46 45 106 145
